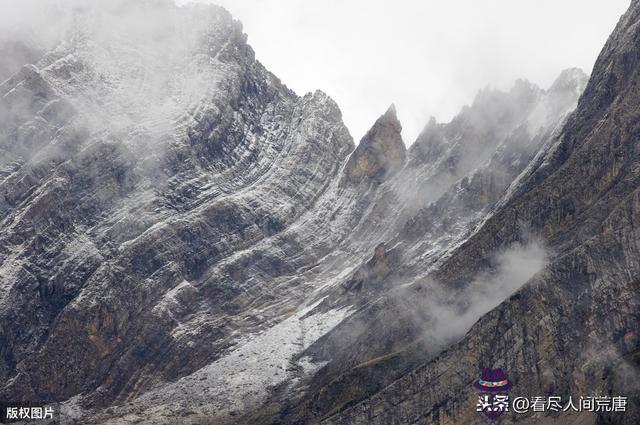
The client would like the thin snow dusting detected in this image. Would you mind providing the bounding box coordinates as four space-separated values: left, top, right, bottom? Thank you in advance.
32 1 233 156
121 299 352 422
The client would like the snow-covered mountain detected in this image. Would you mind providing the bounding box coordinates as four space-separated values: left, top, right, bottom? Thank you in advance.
1 1 638 424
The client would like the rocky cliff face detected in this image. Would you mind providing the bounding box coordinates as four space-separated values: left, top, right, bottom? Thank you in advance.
315 2 640 424
0 1 637 425
0 0 360 418
248 67 587 425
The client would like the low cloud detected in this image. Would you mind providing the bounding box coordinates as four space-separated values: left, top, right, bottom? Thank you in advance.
416 240 549 347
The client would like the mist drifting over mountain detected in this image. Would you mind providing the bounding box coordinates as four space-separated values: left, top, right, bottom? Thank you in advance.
0 1 639 424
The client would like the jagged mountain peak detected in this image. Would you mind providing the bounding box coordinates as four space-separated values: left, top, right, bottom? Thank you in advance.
2 2 638 425
383 102 399 121
469 78 541 110
344 104 406 184
0 0 359 413
316 1 640 423
370 103 401 134
548 67 588 93
408 66 588 170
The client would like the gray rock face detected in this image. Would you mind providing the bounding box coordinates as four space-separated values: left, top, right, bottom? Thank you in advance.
0 1 635 425
316 2 640 424
0 0 360 416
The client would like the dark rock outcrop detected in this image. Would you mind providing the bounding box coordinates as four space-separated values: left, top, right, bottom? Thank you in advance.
344 105 406 184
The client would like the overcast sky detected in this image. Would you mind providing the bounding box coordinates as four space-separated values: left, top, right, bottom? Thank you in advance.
176 0 629 144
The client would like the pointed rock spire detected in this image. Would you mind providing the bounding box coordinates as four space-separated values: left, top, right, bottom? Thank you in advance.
344 104 406 184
